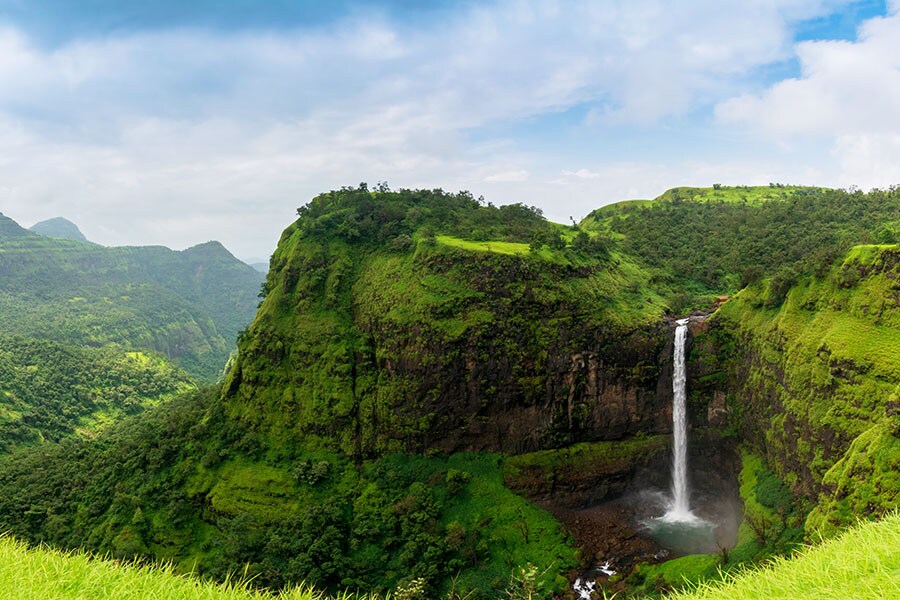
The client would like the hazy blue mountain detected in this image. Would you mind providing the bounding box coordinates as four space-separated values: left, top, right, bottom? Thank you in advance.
242 256 270 273
29 217 91 243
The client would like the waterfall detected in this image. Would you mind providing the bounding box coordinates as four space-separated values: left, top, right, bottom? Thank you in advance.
664 317 696 522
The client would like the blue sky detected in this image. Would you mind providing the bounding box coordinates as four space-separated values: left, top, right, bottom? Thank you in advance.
0 0 895 258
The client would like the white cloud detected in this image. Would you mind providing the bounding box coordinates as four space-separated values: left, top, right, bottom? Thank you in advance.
0 0 862 256
716 5 900 188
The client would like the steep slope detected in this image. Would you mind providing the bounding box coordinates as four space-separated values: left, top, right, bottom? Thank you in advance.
0 213 30 238
29 216 91 242
699 244 900 538
0 213 264 381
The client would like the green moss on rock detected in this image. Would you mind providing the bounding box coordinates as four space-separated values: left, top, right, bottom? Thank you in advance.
708 244 900 538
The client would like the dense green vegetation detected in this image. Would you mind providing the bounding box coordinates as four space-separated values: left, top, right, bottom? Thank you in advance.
6 507 900 600
0 213 263 381
8 184 900 598
0 187 673 598
705 244 900 540
583 185 900 301
0 335 193 451
0 386 577 599
227 185 666 458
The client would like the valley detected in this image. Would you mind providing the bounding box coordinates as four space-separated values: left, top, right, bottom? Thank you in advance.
2 184 900 599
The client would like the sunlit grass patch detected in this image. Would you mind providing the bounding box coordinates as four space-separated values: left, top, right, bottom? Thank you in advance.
435 235 530 255
0 535 351 600
669 512 900 599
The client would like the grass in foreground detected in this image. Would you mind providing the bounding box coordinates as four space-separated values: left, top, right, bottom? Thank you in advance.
0 536 356 600
668 512 900 599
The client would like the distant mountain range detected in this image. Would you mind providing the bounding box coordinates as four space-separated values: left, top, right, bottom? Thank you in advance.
241 256 270 273
0 212 265 381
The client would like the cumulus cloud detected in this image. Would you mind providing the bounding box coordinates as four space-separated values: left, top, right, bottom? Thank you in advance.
717 4 900 188
0 0 861 256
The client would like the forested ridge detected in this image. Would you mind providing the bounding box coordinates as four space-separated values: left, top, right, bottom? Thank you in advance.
0 335 193 451
585 185 900 305
0 212 264 381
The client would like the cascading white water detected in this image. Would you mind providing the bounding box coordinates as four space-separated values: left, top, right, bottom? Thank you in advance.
664 317 697 522
640 316 719 556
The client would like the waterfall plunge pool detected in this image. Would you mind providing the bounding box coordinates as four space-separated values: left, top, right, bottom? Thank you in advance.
644 518 717 556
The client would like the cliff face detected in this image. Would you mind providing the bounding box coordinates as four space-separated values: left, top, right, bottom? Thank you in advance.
224 188 675 456
694 245 900 537
357 263 675 454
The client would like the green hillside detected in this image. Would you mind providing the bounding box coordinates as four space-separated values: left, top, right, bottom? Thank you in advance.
4 510 900 600
0 335 194 451
707 244 900 538
0 385 580 598
582 185 900 300
225 185 666 458
654 185 820 206
6 186 900 598
0 213 264 381
581 185 816 226
0 187 670 599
